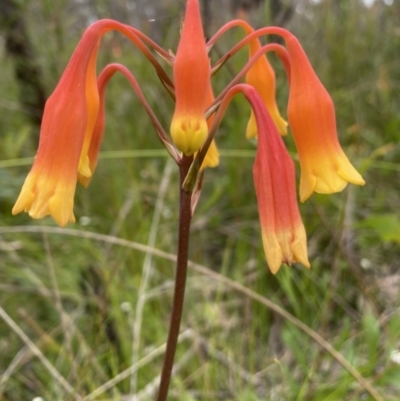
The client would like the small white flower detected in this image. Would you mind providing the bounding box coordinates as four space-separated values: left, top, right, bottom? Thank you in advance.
32 397 44 401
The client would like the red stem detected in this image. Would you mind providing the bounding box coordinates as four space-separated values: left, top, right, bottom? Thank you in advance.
155 155 194 401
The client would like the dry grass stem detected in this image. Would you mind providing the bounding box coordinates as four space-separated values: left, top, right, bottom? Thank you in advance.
0 306 80 400
82 329 193 401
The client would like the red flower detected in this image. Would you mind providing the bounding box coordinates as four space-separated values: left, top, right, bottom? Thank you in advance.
246 86 309 273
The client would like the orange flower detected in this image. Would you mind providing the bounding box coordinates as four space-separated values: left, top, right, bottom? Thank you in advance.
170 0 210 156
285 34 365 201
244 25 288 138
12 19 176 227
12 27 102 226
247 86 309 273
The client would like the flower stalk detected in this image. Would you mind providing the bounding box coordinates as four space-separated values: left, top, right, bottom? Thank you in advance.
155 155 193 401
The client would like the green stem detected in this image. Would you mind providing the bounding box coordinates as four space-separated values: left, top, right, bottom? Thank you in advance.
155 155 193 401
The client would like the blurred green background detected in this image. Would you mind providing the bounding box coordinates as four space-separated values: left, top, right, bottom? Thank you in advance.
0 0 399 400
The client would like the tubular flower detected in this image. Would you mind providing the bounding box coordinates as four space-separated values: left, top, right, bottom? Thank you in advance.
12 18 172 225
12 26 102 227
170 0 210 156
247 87 309 273
284 34 365 201
243 25 288 138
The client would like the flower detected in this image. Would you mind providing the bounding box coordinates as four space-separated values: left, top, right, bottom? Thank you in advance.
12 19 170 224
170 0 210 156
244 25 288 138
284 33 365 201
245 86 309 273
12 26 102 226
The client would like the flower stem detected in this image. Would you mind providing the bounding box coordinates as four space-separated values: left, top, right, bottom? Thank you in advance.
155 155 193 401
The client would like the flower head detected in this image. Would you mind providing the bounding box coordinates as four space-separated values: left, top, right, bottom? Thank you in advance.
11 1 364 280
170 0 210 156
12 26 102 226
247 86 309 273
285 34 365 201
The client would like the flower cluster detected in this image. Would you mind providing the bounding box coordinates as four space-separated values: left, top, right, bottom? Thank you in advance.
12 0 364 273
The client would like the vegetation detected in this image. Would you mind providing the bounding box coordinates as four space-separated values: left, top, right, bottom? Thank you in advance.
0 0 399 400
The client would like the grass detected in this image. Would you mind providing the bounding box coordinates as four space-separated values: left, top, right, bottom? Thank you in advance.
1 0 400 400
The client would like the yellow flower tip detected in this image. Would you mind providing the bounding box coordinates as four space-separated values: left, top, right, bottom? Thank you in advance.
170 115 208 156
246 110 288 139
299 155 365 202
200 139 219 170
261 232 283 274
337 166 365 187
78 154 92 178
289 224 310 268
12 176 36 217
261 223 310 274
245 112 257 139
12 170 76 227
48 193 76 227
314 175 348 195
300 170 349 202
299 173 316 203
77 173 91 188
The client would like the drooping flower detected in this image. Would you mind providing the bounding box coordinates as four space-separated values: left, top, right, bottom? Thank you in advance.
243 24 288 138
12 20 172 225
208 23 364 201
245 85 309 273
170 0 210 156
284 33 365 201
200 81 309 273
12 27 102 226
